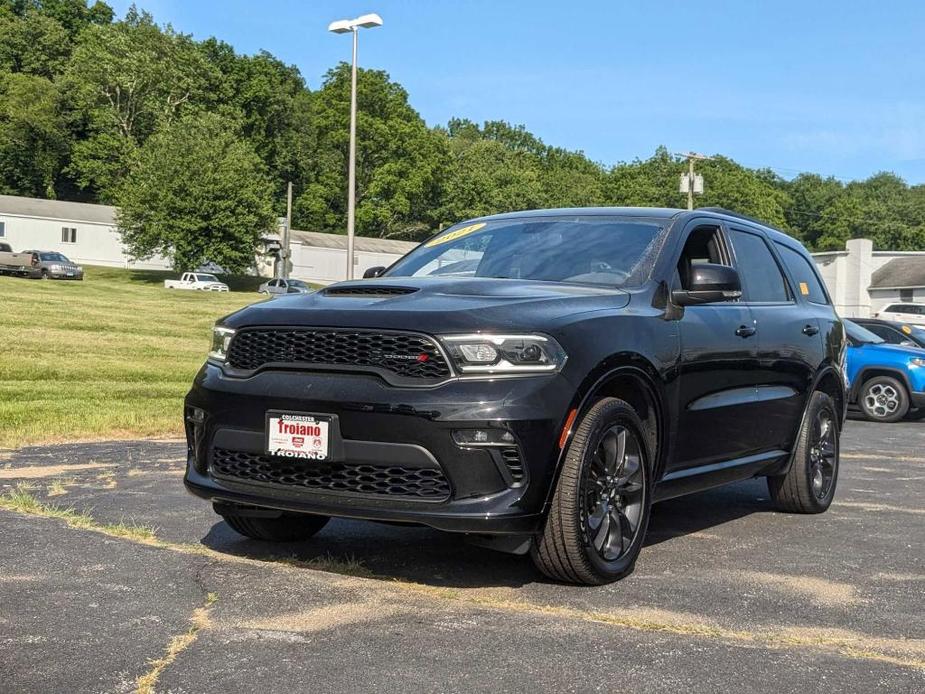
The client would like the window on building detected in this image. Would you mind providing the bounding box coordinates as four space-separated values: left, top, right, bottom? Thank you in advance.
900 289 914 302
775 243 830 305
61 227 77 243
0 221 5 237
729 229 790 303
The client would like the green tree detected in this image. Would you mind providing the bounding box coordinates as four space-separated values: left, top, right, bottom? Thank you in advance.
437 121 544 222
294 63 447 239
0 1 113 77
198 39 312 199
606 146 682 207
63 7 215 199
0 73 67 197
115 112 275 273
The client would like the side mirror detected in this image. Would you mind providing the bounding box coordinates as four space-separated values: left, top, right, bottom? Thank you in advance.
672 263 742 306
363 266 386 279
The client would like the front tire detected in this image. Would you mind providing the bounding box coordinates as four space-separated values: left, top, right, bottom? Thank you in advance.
858 376 909 422
768 391 839 513
221 511 330 542
532 397 652 585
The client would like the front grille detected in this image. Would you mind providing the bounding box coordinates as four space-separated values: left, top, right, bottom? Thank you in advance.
323 286 418 296
226 328 451 381
211 448 451 500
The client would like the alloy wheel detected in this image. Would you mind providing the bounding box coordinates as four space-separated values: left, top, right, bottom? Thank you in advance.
809 409 837 500
864 383 900 419
581 425 645 561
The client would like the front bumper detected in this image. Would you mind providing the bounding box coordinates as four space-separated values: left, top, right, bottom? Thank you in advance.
184 363 574 534
34 268 83 279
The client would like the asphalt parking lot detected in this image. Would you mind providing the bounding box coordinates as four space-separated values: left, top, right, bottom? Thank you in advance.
0 418 922 693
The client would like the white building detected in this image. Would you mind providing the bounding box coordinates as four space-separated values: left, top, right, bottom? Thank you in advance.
0 194 170 269
811 238 925 317
0 194 416 283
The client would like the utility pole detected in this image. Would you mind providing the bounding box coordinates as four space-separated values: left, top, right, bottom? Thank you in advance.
677 152 710 210
281 181 292 279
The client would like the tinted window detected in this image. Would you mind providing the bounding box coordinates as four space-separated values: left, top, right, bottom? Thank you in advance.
863 324 903 343
729 230 789 302
844 320 884 344
388 216 667 288
885 304 922 314
775 243 829 304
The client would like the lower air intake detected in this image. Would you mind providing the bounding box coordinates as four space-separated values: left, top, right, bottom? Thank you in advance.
210 448 451 500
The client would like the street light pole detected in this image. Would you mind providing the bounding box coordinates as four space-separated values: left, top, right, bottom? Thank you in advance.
328 13 383 281
346 28 358 280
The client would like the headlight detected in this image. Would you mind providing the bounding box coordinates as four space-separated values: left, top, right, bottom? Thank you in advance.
439 334 567 375
209 325 236 362
909 357 925 367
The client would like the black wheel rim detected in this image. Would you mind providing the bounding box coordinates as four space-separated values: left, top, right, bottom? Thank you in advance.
810 409 837 500
582 425 645 561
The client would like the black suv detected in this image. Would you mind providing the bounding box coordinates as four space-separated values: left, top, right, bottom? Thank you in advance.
185 207 846 584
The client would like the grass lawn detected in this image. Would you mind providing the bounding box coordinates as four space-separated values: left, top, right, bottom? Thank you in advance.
0 266 264 448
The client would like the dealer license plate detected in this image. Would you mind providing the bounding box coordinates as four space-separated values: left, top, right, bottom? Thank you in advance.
266 412 330 460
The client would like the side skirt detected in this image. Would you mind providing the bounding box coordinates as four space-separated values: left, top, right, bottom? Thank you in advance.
653 450 789 502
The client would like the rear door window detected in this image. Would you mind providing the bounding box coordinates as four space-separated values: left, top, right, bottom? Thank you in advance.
774 243 829 304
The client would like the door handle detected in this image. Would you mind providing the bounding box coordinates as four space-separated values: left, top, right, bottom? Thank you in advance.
735 325 757 338
802 324 819 336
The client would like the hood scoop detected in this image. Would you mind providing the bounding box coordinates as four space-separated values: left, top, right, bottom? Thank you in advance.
323 285 419 297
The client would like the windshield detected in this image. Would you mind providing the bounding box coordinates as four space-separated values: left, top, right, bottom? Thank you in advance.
40 252 69 262
386 216 667 287
845 320 884 345
196 274 219 282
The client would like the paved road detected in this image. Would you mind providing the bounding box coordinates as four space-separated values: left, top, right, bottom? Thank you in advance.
0 419 922 693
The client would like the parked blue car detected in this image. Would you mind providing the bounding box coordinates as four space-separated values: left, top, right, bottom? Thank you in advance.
845 320 925 422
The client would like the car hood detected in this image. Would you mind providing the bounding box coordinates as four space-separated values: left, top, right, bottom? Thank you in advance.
223 277 629 333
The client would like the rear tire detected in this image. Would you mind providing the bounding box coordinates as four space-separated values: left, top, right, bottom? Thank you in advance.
222 512 329 542
768 391 839 513
858 375 908 423
531 397 652 585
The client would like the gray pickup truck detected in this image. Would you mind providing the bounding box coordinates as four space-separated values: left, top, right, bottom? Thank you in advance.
0 242 35 277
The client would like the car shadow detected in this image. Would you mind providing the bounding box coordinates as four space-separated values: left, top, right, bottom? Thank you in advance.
199 477 775 589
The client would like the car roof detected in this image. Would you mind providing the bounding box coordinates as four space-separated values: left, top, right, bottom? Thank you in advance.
462 206 801 245
883 302 925 307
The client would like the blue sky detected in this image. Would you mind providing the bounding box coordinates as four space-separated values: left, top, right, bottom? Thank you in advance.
109 1 925 184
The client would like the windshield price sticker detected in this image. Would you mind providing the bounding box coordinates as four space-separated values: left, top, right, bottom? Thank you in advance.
267 414 329 459
425 222 486 247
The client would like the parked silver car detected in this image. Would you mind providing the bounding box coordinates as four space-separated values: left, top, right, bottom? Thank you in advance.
257 278 313 296
22 250 84 280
